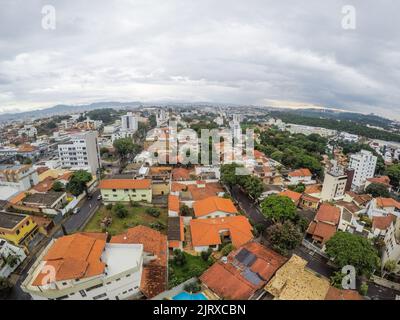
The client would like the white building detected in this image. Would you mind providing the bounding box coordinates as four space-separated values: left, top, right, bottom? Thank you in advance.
121 112 138 133
0 164 39 191
321 170 348 201
58 131 101 174
0 239 26 278
18 125 37 138
382 218 400 275
348 150 377 190
21 233 144 300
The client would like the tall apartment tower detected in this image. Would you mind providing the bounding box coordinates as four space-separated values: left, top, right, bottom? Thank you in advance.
348 150 377 190
121 112 138 133
58 131 101 174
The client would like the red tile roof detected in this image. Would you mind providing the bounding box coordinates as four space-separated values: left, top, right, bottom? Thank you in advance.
32 233 106 286
168 194 180 213
193 196 238 217
372 215 396 231
289 168 312 177
315 204 341 225
376 197 400 210
171 168 192 180
307 221 337 244
190 216 253 248
367 176 391 186
99 179 151 190
200 242 286 300
279 190 302 203
325 287 364 300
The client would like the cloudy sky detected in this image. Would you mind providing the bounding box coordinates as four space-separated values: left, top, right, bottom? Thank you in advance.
0 0 399 118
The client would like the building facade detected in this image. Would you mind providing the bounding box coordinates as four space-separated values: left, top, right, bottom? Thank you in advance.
58 131 101 174
348 150 377 190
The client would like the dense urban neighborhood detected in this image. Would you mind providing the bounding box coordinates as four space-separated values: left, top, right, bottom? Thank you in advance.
1 105 400 301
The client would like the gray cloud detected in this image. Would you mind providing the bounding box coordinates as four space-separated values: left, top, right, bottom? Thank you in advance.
0 0 399 118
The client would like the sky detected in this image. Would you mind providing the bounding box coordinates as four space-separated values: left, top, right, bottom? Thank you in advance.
0 0 399 118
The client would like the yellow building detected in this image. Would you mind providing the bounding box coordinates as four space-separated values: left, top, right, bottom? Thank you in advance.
99 179 152 203
0 211 38 248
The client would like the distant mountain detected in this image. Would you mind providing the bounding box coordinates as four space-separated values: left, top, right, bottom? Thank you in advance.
0 101 143 123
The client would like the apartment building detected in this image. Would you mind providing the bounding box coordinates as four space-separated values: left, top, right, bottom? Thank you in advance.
0 164 39 191
0 239 27 278
21 233 144 300
99 179 152 203
320 171 348 201
121 112 138 133
348 150 377 190
58 131 101 174
382 218 400 275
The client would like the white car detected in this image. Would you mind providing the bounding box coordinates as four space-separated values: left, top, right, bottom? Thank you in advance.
97 195 102 201
73 207 80 214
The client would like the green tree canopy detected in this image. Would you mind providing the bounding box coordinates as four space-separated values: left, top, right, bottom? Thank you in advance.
386 164 400 188
260 195 297 222
365 183 390 198
265 220 302 256
114 203 128 219
243 176 264 200
52 180 64 192
66 170 92 196
325 232 380 276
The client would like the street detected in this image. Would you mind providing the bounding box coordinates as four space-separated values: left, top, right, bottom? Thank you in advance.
6 189 101 300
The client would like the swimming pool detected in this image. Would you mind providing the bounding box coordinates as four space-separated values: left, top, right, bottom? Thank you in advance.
172 292 208 300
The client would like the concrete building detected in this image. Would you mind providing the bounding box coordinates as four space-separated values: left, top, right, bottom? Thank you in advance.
121 112 138 133
0 239 27 278
320 171 348 201
21 233 144 300
0 211 38 248
348 150 377 190
18 125 37 138
382 218 400 275
58 131 101 174
99 179 152 203
0 164 39 192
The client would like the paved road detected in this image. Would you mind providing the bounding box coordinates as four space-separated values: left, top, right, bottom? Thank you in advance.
230 185 270 226
54 189 101 237
6 190 101 300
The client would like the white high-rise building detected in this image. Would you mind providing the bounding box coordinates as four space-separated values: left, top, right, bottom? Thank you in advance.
349 150 377 190
121 112 138 133
58 131 101 174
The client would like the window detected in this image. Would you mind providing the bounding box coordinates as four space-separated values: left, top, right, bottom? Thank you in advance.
93 293 107 300
86 283 103 292
79 290 87 297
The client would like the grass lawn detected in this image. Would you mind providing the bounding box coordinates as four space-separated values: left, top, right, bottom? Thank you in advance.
84 204 168 236
168 252 214 288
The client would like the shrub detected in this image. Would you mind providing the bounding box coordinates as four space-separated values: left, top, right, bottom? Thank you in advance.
201 248 213 261
146 207 161 217
106 203 113 211
114 203 128 219
173 250 186 267
221 244 234 256
184 281 202 293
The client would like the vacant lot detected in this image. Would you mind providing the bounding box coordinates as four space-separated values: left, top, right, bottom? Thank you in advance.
84 204 168 236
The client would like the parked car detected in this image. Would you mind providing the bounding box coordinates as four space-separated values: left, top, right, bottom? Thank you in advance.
97 195 102 201
87 194 93 200
73 207 80 214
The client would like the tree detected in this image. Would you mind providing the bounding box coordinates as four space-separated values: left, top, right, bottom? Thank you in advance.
52 181 64 192
220 163 243 187
221 244 234 256
146 207 160 217
260 195 297 222
365 183 390 198
325 232 380 276
330 271 346 289
66 170 92 196
180 204 192 217
386 164 400 189
0 277 12 297
114 203 128 219
265 221 302 256
113 138 135 164
383 260 397 278
172 249 186 266
201 248 213 261
243 176 264 200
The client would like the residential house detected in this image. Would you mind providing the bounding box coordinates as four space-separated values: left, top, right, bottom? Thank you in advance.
278 190 302 206
299 194 320 210
365 176 392 192
0 164 39 192
193 196 238 219
21 233 144 300
190 216 253 252
287 168 314 185
0 211 38 247
99 179 152 203
168 195 180 217
381 217 400 275
366 197 400 218
18 191 67 216
200 242 286 300
306 204 340 247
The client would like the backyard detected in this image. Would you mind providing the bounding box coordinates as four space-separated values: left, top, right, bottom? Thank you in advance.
168 251 214 288
84 203 168 236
